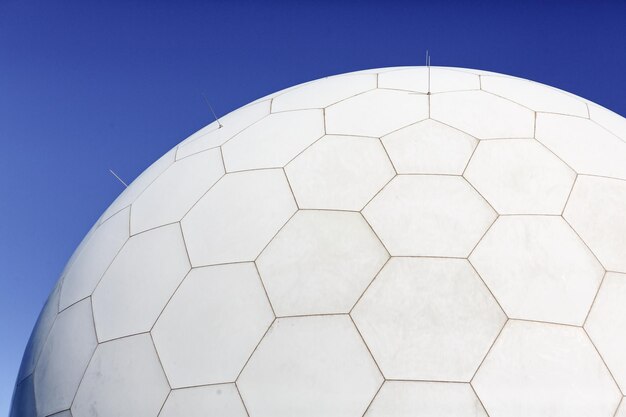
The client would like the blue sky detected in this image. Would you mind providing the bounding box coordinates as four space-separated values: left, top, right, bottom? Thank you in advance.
1 0 625 413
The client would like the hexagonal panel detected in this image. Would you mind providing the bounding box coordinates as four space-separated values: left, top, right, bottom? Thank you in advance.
352 258 505 381
256 210 388 316
9 375 35 417
16 278 62 383
159 384 247 417
152 263 274 388
585 272 626 392
472 320 621 417
378 67 428 93
130 148 224 234
431 91 534 139
272 73 376 112
181 169 297 266
92 224 190 341
470 216 603 325
99 148 175 223
59 207 129 310
34 299 96 417
238 315 382 417
325 89 429 137
465 139 576 214
481 76 588 117
381 119 477 175
366 381 487 417
378 67 480 93
285 135 395 210
72 334 169 417
222 109 324 172
430 67 480 92
564 175 626 272
536 113 626 180
616 401 626 417
589 104 626 142
176 100 271 159
362 175 496 257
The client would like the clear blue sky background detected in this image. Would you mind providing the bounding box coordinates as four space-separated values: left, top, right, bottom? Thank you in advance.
1 0 625 413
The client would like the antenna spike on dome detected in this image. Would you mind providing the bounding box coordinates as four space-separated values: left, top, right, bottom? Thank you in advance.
108 169 128 188
201 93 223 129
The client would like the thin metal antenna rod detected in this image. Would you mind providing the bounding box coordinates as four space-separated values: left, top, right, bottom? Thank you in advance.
426 50 431 95
201 93 223 129
109 169 128 188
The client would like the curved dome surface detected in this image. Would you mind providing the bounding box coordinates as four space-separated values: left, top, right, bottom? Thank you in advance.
10 66 626 417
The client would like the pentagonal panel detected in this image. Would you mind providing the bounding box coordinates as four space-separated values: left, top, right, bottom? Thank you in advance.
470 216 603 325
352 258 505 381
130 148 224 234
238 315 382 417
589 104 626 142
222 109 324 172
536 114 626 180
72 334 169 417
176 100 271 159
363 176 496 257
181 169 297 266
92 224 190 342
325 89 429 137
366 381 487 417
256 210 388 316
465 140 575 214
9 375 36 417
34 299 96 417
481 76 588 117
381 119 477 175
564 175 626 272
159 384 247 417
431 91 534 139
17 279 62 382
99 148 176 223
285 135 395 210
152 263 273 388
272 73 376 112
472 320 621 417
59 207 129 310
585 272 626 392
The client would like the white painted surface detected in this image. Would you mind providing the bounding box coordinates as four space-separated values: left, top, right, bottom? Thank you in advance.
152 263 273 387
366 381 487 417
159 384 247 417
238 315 382 417
71 334 169 417
12 66 626 417
470 216 603 325
285 135 395 210
382 119 477 175
363 175 497 257
257 210 388 316
352 257 505 381
92 224 190 341
464 139 575 214
473 320 621 417
326 89 428 136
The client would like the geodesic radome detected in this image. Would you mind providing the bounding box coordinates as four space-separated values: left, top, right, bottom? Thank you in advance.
10 66 626 417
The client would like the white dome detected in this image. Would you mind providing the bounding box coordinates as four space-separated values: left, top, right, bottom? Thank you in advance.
11 66 626 417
